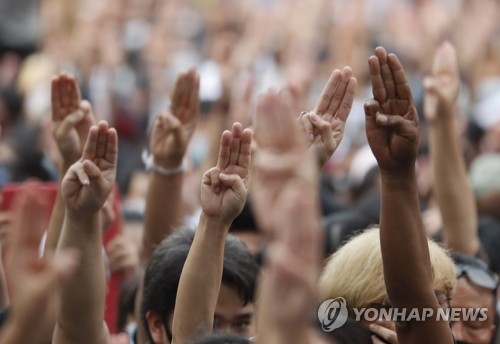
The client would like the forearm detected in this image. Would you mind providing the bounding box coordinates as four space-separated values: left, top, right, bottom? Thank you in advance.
142 171 183 262
0 320 32 344
380 172 435 308
45 163 72 254
55 210 107 343
172 214 229 344
429 116 479 255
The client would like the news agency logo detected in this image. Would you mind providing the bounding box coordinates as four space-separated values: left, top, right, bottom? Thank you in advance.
317 297 349 331
318 298 489 331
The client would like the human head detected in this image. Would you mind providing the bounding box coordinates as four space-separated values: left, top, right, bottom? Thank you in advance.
450 253 498 344
319 228 456 313
141 228 259 343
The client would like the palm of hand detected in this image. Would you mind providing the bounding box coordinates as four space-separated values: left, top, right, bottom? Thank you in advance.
151 116 196 163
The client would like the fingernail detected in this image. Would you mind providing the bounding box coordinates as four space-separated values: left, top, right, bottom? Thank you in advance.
219 173 229 180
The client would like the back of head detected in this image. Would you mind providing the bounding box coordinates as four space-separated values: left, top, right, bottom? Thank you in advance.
319 228 456 310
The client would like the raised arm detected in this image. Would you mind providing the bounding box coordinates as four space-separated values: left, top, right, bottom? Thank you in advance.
424 42 479 255
142 68 200 262
299 66 357 166
364 47 453 343
53 121 118 344
252 91 321 344
45 73 95 253
172 123 252 344
1 187 79 344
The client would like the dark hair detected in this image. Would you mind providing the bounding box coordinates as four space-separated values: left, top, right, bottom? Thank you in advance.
141 228 259 342
229 201 258 234
190 333 250 344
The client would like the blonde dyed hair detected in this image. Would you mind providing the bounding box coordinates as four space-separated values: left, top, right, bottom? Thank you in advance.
319 228 456 310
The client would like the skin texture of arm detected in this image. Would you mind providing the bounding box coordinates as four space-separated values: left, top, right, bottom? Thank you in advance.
365 47 454 344
136 69 199 344
172 123 252 344
53 121 117 344
424 42 479 255
142 69 199 262
45 74 95 254
252 91 321 344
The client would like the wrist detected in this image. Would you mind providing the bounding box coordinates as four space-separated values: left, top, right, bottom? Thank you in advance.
66 207 100 221
380 168 417 187
142 150 185 176
199 212 232 232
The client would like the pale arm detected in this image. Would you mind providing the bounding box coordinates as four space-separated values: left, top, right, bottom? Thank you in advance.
172 124 251 344
424 42 479 255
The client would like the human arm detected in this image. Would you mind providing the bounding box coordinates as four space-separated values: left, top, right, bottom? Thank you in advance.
365 47 453 343
172 123 252 344
252 91 322 344
142 69 199 262
53 121 117 344
45 74 95 254
424 42 479 255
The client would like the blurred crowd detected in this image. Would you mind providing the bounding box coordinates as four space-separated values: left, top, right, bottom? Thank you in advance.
1 0 500 344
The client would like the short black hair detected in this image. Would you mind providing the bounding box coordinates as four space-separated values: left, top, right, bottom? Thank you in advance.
141 228 259 342
190 332 250 344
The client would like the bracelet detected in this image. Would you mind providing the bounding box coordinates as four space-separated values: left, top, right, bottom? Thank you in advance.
142 149 185 176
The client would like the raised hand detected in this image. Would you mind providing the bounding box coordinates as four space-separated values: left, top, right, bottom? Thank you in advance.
200 122 252 225
252 91 321 343
252 91 318 233
51 73 95 164
423 42 460 122
61 121 118 212
150 68 199 168
364 47 419 173
299 67 357 164
5 186 79 342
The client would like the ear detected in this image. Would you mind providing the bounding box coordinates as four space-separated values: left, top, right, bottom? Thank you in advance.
146 311 169 344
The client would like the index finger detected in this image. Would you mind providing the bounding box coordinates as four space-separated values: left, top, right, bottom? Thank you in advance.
187 72 200 122
216 130 232 169
314 69 341 115
51 76 62 121
368 56 387 103
68 75 82 110
237 128 252 169
388 53 413 101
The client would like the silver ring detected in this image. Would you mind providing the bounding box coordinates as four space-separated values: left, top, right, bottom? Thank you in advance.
299 111 308 118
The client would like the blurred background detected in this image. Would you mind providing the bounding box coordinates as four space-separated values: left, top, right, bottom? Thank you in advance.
2 0 500 336
1 0 500 193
